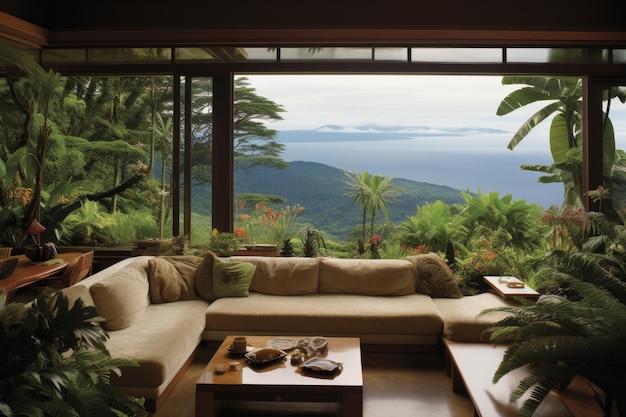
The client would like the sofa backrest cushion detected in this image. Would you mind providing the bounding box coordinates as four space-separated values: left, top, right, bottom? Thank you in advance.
147 255 202 303
405 253 463 298
236 256 319 295
89 259 150 330
318 257 415 296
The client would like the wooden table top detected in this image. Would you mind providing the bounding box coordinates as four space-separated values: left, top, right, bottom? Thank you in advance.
0 252 83 293
197 335 363 388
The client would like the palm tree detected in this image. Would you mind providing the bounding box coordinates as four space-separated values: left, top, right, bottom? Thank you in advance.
497 76 626 207
344 170 402 243
344 170 371 244
362 173 402 237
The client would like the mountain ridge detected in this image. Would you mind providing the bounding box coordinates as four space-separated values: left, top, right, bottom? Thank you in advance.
232 160 465 239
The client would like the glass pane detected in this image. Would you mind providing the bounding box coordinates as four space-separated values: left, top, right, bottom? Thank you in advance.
187 77 213 246
236 73 567 255
88 48 172 64
41 48 86 64
507 48 608 63
614 49 626 63
411 48 501 63
281 47 372 60
176 47 274 62
374 48 408 61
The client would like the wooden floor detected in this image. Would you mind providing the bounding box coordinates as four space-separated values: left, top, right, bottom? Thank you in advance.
150 345 474 417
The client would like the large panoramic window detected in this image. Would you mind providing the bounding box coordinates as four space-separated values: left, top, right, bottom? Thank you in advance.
232 74 626 243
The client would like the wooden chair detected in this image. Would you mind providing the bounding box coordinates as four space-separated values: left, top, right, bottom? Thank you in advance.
37 251 95 289
62 251 94 287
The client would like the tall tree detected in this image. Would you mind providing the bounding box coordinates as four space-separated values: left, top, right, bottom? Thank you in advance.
189 76 287 184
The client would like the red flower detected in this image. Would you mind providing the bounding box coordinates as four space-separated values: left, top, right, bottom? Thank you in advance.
368 235 381 245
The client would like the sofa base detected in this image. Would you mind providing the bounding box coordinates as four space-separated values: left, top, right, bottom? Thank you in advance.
117 345 200 412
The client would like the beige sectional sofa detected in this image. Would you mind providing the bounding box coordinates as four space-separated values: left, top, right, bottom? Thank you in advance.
61 252 516 410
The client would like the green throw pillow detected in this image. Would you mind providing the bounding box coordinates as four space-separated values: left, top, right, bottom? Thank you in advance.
212 257 256 300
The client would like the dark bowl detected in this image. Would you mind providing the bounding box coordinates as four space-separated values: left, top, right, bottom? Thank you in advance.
24 243 58 263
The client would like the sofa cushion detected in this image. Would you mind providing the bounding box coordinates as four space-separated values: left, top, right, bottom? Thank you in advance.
147 256 202 303
318 258 414 296
235 256 319 295
406 253 463 298
89 260 150 331
108 299 208 390
434 292 517 342
205 292 442 338
212 257 256 299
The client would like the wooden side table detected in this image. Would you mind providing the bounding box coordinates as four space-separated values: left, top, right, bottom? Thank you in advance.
483 276 539 299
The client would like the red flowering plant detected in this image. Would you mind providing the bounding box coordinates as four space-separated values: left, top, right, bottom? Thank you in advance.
254 203 305 245
403 244 431 255
454 228 523 294
540 204 590 251
367 235 381 259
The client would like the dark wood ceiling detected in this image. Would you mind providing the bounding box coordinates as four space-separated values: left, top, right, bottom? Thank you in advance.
2 0 625 32
1 0 625 48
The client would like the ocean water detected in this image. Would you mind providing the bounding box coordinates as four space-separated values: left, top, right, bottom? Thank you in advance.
279 135 564 208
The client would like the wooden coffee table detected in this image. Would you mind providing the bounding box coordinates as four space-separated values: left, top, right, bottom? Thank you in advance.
196 335 363 417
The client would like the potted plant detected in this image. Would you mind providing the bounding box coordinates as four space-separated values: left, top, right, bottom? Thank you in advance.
0 291 147 417
208 228 246 256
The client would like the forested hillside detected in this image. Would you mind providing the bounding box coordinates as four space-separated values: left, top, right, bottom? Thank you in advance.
229 161 465 239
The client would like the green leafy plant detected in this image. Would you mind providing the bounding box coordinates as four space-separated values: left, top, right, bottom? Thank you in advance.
399 200 467 253
208 228 245 256
0 291 147 417
483 251 626 417
302 228 328 257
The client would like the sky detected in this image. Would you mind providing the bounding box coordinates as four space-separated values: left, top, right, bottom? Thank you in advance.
239 74 626 207
244 74 626 146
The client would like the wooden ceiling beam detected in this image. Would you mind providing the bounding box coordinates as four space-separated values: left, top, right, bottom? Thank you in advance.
47 28 626 48
0 11 48 49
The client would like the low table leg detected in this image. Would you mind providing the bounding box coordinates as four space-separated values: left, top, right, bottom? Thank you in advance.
341 390 363 417
195 390 216 417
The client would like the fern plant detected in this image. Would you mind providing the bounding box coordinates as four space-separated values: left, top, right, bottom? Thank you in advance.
0 291 147 417
482 251 626 417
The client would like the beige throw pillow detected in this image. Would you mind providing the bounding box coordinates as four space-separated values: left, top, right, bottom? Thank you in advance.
195 251 218 301
406 253 463 298
89 261 150 330
147 255 202 303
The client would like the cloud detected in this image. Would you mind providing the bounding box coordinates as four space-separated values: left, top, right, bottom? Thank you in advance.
242 74 539 130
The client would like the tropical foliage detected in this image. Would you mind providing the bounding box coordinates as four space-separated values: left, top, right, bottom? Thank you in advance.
0 46 288 248
497 76 626 209
483 250 626 417
0 291 147 417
